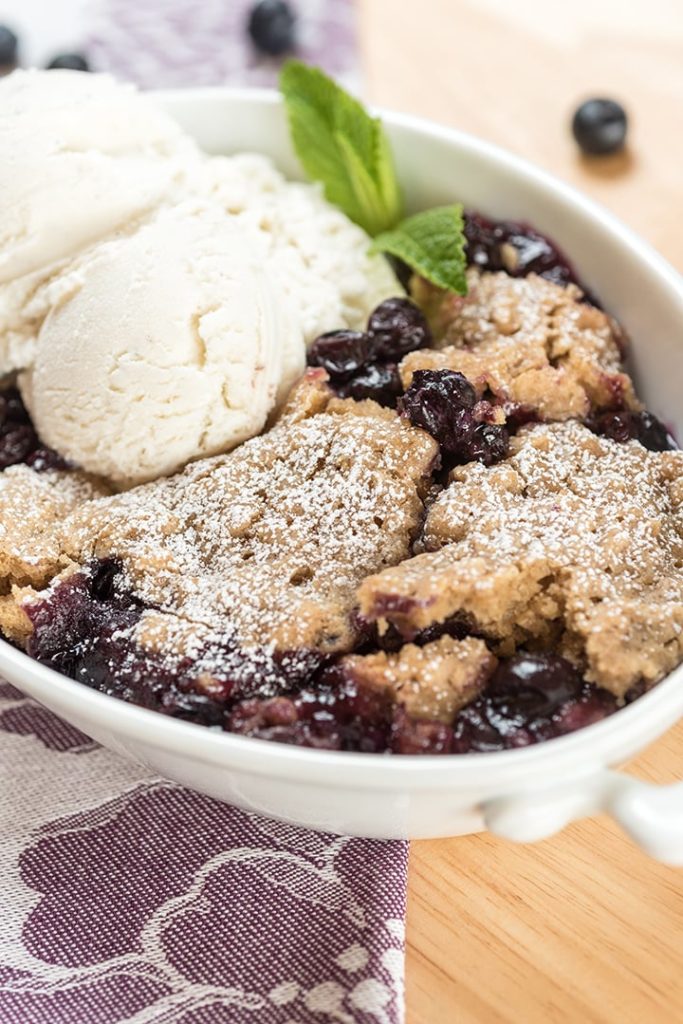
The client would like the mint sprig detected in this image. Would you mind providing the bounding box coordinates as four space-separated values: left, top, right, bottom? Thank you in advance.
279 60 402 237
371 205 467 294
280 61 467 295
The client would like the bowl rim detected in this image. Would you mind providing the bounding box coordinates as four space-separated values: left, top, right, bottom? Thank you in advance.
3 86 683 787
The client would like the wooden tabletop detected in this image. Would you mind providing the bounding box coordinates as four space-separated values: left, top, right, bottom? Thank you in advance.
360 2 683 1021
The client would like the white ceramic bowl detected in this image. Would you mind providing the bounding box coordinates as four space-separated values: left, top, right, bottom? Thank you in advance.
3 90 683 861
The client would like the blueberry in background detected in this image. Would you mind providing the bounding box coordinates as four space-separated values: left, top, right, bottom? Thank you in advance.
0 24 18 68
572 98 628 156
46 53 90 72
248 0 297 56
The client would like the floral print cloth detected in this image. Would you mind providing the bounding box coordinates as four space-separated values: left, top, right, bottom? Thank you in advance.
0 682 407 1023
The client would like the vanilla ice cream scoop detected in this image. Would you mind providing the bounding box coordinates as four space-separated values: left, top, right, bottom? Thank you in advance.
21 204 299 485
196 154 400 343
2 73 401 487
0 69 197 285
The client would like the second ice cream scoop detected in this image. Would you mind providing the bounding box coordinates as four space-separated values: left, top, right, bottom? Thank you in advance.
21 204 300 486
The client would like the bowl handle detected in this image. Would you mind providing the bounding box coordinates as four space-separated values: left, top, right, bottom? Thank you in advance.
482 770 683 865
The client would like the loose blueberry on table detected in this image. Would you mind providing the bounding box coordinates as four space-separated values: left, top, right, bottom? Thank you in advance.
572 98 628 156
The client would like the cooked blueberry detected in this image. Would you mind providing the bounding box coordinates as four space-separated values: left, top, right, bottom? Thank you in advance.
489 653 583 715
400 368 508 465
391 709 453 754
553 689 618 735
587 409 677 451
451 652 616 753
46 52 90 71
0 388 31 426
463 212 586 293
367 297 431 360
0 25 18 66
401 368 475 432
497 226 574 285
159 689 226 727
89 560 124 603
307 330 375 380
25 447 70 472
228 669 392 752
337 362 403 408
247 0 296 56
466 423 510 466
0 425 38 468
503 402 537 431
464 212 505 272
623 410 675 451
572 98 628 156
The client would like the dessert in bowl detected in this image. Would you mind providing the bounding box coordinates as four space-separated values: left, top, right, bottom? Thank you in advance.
0 70 682 855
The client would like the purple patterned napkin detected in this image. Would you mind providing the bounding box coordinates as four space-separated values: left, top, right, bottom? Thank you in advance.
0 683 407 1023
86 0 359 88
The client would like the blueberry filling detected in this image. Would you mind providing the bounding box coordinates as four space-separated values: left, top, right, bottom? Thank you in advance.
307 330 375 380
228 651 616 754
23 562 618 754
336 363 403 406
399 369 510 466
451 653 617 753
0 387 68 471
367 297 432 360
587 409 677 452
307 297 430 408
229 670 393 753
358 613 474 655
26 563 327 727
463 211 592 296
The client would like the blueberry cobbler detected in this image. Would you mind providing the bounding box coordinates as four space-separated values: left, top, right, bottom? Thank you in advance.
0 66 681 754
1 206 681 755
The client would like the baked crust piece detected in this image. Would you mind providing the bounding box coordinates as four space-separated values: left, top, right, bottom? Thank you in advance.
8 371 439 662
358 421 683 698
405 269 638 421
338 635 496 722
0 465 107 644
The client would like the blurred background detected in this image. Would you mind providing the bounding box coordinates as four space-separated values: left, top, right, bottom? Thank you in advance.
0 0 681 269
0 0 358 86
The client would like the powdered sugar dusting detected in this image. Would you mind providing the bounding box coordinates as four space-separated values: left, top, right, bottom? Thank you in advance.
360 421 683 697
57 382 438 669
404 269 637 421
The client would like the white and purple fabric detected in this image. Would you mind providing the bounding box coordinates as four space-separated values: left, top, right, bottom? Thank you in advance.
0 4 409 1022
5 0 358 88
87 0 359 89
0 683 407 1023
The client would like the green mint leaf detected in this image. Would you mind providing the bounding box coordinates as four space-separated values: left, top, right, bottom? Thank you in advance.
280 60 403 236
371 205 468 294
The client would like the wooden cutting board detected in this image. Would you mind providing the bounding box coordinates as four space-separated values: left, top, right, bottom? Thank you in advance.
360 2 683 1020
